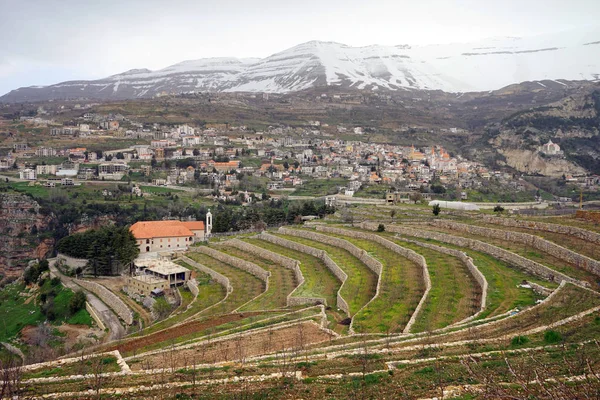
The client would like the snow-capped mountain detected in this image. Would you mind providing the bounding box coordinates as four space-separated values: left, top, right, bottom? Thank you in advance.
2 27 599 102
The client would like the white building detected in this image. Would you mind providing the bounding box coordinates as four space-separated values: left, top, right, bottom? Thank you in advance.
19 168 36 180
540 139 562 155
36 164 58 175
130 211 212 253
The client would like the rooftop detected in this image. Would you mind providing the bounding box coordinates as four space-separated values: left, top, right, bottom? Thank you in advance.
135 259 189 276
130 220 194 239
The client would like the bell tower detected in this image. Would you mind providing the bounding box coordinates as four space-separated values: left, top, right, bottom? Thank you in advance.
206 209 213 238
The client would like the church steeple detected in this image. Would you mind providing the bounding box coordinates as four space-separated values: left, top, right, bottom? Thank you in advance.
206 209 213 237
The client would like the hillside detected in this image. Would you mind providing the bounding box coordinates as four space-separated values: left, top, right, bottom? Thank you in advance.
2 27 599 102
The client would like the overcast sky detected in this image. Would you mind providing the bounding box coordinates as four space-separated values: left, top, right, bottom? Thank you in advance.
1 0 599 95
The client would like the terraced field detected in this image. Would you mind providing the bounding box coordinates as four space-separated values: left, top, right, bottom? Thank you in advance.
21 211 600 399
187 252 266 314
215 244 296 311
245 238 340 307
275 232 379 316
386 237 480 332
320 232 424 333
416 223 600 287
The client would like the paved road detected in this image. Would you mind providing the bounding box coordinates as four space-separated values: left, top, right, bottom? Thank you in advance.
48 260 125 341
0 174 25 183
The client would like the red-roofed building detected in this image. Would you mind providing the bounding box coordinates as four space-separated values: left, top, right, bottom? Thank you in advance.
130 211 213 253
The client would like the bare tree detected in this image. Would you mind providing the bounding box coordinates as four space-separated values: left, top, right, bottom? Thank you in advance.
0 356 25 399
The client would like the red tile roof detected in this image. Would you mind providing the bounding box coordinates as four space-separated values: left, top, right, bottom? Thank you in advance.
130 221 194 239
180 221 205 231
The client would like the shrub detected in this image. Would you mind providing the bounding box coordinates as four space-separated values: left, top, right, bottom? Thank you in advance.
432 204 441 216
377 224 385 232
544 330 563 344
69 290 87 315
493 205 505 213
511 335 529 346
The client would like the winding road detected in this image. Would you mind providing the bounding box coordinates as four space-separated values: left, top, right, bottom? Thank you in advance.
48 260 125 341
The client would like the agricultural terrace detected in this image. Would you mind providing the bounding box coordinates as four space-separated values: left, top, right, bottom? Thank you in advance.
214 244 297 311
274 232 379 316
244 238 340 308
318 231 425 333
15 208 600 400
186 252 265 314
414 223 599 287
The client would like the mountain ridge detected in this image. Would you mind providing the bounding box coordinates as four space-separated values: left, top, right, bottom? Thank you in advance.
2 27 599 102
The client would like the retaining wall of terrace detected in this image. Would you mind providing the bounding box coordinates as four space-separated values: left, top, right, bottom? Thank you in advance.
195 246 270 282
257 232 349 315
320 225 431 333
280 226 384 333
394 237 488 320
435 220 600 277
56 253 88 269
225 239 324 307
76 279 134 325
358 222 582 286
482 215 600 245
85 302 106 331
181 256 232 293
278 227 382 275
186 279 199 297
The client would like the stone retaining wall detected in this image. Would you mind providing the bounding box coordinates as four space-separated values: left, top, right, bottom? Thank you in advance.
186 279 199 297
86 301 106 330
181 256 232 293
56 253 88 269
482 215 600 245
525 280 554 296
225 239 324 307
279 227 383 275
280 226 384 333
394 237 488 321
75 280 133 325
436 220 600 278
257 232 349 315
358 222 582 286
195 246 270 282
322 225 431 333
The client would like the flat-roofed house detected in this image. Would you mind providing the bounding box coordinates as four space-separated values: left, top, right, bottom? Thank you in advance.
128 274 169 296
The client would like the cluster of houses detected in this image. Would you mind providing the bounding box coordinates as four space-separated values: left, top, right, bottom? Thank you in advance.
4 113 599 196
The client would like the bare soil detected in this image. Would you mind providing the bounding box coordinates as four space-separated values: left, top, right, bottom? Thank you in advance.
130 321 334 370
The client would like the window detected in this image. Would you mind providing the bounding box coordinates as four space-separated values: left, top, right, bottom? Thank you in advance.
146 239 150 244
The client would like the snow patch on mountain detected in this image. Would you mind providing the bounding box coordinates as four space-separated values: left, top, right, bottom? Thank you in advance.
1 26 599 102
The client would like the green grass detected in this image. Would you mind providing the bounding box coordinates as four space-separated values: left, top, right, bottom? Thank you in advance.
0 283 44 341
324 233 425 333
245 238 340 307
66 308 93 326
187 252 265 315
470 219 600 261
292 178 347 197
216 245 296 311
423 225 599 288
0 281 93 342
276 233 378 316
394 235 554 319
386 238 479 332
354 184 391 199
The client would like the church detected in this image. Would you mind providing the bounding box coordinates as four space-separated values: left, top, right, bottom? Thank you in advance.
130 210 213 253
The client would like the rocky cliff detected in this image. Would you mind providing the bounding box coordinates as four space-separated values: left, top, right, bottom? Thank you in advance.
0 193 52 280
